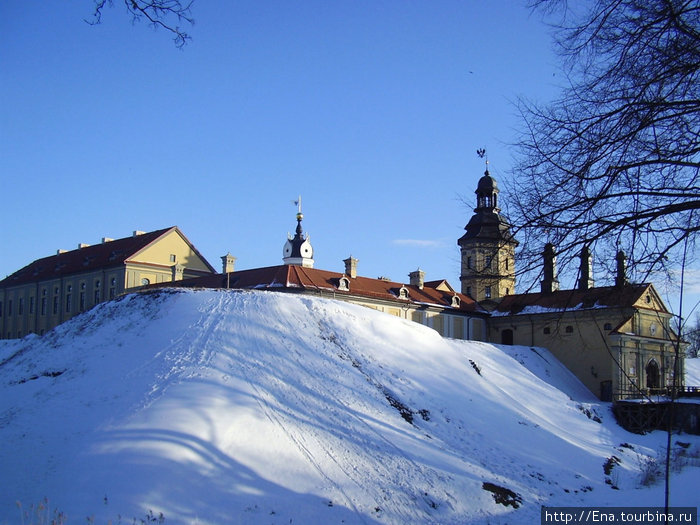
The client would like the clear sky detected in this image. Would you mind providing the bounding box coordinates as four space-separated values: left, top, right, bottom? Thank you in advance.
1 1 697 319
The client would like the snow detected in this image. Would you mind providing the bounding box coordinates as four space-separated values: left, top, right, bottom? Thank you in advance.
0 289 698 524
686 358 700 386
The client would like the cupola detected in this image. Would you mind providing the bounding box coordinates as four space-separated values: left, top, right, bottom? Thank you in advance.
475 166 500 212
283 196 314 268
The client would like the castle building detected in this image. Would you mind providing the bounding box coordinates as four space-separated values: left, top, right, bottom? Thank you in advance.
0 227 215 339
166 204 490 341
1 182 685 402
459 167 684 401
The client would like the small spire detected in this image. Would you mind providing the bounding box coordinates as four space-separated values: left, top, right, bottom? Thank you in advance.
283 195 314 268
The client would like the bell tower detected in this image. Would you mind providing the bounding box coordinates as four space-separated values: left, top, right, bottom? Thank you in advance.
457 157 517 304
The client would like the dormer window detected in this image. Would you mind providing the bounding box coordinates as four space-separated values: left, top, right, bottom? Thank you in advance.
338 277 350 291
451 295 461 308
398 286 409 300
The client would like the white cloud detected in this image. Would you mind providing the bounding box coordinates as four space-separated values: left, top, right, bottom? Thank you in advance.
392 239 445 248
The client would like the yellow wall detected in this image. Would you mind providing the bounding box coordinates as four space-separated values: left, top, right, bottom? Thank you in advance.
488 299 680 400
133 229 212 272
0 229 213 339
459 240 516 301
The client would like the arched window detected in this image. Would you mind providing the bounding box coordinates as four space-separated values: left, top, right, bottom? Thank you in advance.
646 359 660 390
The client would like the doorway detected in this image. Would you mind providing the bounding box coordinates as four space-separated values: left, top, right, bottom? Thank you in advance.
646 359 660 390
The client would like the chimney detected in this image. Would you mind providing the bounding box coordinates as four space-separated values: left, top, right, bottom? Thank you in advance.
409 268 425 289
577 246 595 290
615 249 627 287
102 237 114 243
56 249 68 255
133 230 145 237
78 243 91 249
172 263 185 281
343 256 359 279
540 243 560 294
221 253 237 274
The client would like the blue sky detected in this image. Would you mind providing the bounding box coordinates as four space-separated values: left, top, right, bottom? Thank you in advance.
1 1 697 318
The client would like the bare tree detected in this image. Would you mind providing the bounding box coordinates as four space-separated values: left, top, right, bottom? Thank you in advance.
86 0 194 48
685 313 700 357
509 0 700 288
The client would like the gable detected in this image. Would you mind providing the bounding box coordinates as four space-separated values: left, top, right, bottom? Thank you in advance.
424 279 455 292
129 229 215 273
631 284 669 314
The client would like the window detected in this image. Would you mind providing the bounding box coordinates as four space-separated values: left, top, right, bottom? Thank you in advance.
170 254 177 263
565 325 574 334
79 291 85 311
141 278 151 286
29 296 34 314
8 299 13 315
109 277 116 299
398 286 409 299
53 296 59 315
467 256 472 269
94 280 101 303
65 286 72 313
466 286 472 297
338 277 349 291
0 301 3 317
485 256 492 269
543 327 551 335
505 258 509 271
18 298 23 316
484 286 492 299
603 322 612 331
41 297 47 316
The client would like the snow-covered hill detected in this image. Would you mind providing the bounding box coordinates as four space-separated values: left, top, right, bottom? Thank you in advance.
0 289 697 524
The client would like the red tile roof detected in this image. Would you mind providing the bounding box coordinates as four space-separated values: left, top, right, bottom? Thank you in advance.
1 227 214 287
492 283 663 315
166 264 485 314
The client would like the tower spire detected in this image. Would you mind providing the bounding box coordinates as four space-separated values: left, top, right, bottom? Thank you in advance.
283 195 314 268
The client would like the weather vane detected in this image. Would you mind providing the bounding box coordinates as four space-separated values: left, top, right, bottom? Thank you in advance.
476 148 489 169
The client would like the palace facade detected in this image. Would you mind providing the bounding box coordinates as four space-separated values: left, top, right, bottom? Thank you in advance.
0 227 215 338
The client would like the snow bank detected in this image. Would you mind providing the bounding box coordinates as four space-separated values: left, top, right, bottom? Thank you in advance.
0 289 697 524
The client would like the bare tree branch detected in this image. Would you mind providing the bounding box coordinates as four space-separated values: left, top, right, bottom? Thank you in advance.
86 0 194 48
510 0 700 287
